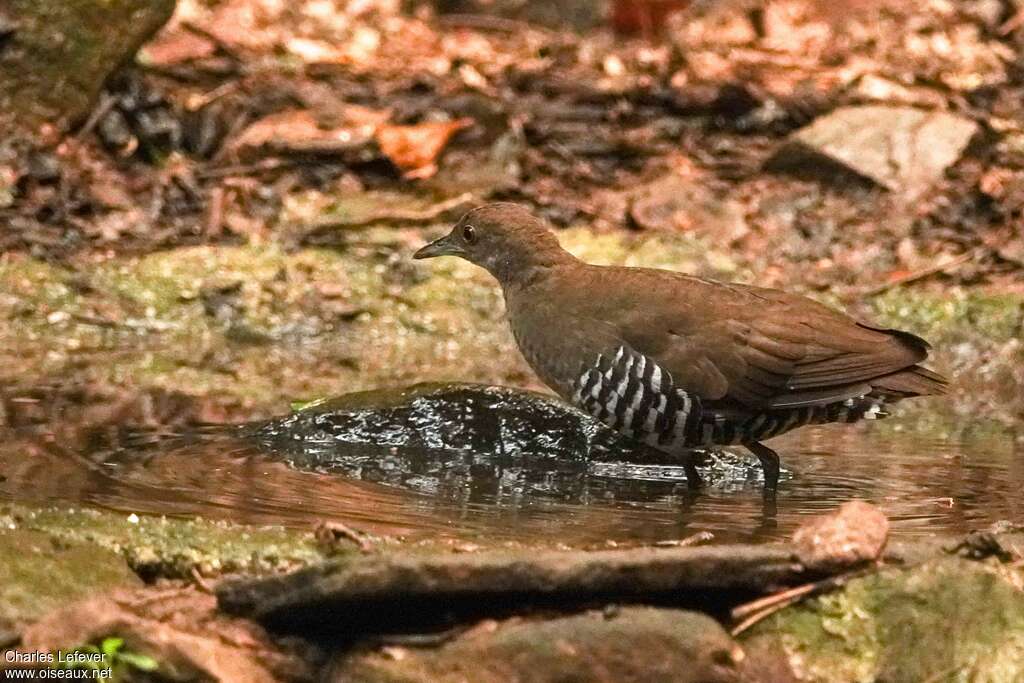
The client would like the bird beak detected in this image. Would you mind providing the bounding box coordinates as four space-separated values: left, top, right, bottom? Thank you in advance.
413 233 464 260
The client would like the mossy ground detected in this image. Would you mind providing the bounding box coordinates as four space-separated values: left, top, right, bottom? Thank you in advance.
0 504 333 588
2 221 1021 421
0 528 142 628
744 557 1024 682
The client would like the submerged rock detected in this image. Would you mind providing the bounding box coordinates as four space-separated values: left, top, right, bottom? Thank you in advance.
247 383 726 501
252 383 680 465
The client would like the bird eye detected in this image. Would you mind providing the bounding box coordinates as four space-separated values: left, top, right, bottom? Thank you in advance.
462 224 477 244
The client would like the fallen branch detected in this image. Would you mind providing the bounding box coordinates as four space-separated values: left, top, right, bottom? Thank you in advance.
196 158 299 180
436 13 555 36
999 7 1024 35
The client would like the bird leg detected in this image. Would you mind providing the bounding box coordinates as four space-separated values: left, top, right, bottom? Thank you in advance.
683 459 703 489
745 441 780 491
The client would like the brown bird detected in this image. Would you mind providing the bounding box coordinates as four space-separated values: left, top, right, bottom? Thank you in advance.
414 203 947 489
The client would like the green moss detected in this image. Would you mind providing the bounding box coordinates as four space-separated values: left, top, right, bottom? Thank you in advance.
871 289 1024 343
1 504 334 580
3 234 1023 418
746 558 1024 682
0 529 141 627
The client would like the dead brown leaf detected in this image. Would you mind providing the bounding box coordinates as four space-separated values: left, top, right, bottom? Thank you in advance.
285 37 348 65
140 30 217 66
375 119 473 179
980 167 1024 211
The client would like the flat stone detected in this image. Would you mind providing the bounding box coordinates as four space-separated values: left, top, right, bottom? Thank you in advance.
3 505 330 581
770 105 979 194
330 607 752 683
217 543 807 636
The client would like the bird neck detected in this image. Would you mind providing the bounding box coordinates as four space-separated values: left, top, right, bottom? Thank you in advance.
490 244 577 293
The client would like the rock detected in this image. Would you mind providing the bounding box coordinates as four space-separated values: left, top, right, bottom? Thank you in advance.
245 382 762 502
217 542 807 636
742 557 1024 682
251 383 674 462
792 500 889 572
18 586 312 682
248 383 701 494
0 529 142 628
769 106 979 194
0 0 176 129
330 608 750 683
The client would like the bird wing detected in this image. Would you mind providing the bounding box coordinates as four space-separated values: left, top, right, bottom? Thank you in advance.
581 267 933 410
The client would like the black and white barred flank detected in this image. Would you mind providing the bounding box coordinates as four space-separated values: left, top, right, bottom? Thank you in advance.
571 345 701 447
571 346 889 449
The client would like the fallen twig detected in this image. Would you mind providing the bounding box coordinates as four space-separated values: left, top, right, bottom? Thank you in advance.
730 567 873 636
206 185 226 237
76 92 118 141
370 624 476 649
196 158 298 180
191 566 217 594
314 520 374 552
861 248 981 297
653 531 715 548
999 7 1024 35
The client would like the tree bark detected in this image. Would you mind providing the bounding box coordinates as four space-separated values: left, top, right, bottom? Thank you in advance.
0 0 176 133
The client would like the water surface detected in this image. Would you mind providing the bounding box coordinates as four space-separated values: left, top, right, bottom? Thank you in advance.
1 410 1019 546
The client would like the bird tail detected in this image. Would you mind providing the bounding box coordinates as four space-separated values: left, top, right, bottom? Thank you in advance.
871 365 949 398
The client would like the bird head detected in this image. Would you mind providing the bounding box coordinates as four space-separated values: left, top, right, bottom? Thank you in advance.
414 203 572 286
